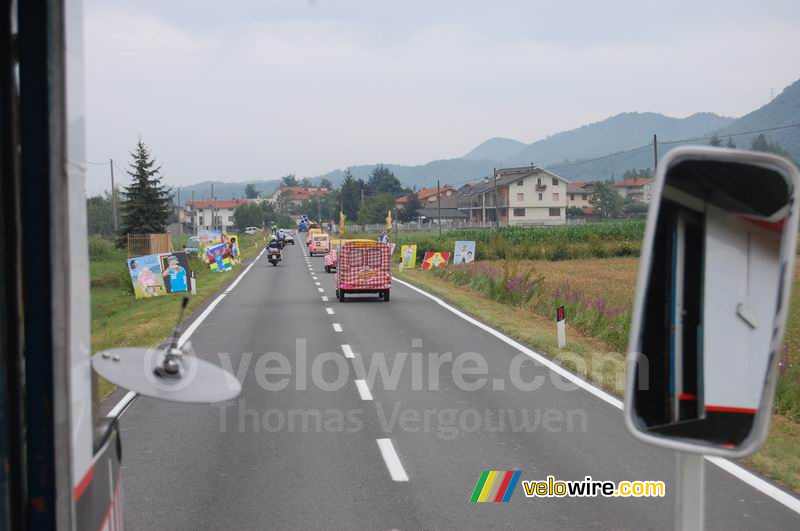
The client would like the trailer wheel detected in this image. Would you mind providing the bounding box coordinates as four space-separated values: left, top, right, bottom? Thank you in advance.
383 289 390 301
325 266 330 273
339 290 346 302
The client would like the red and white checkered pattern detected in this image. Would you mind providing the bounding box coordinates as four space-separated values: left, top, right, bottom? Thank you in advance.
336 242 392 291
324 249 338 269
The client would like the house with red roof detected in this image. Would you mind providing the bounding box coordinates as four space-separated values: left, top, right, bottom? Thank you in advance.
185 198 253 233
396 186 455 207
613 177 655 203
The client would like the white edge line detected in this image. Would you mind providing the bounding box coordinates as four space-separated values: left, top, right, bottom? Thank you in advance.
106 391 136 418
342 344 355 359
392 277 621 408
392 276 800 514
104 249 264 419
332 323 343 332
354 379 373 401
377 438 409 482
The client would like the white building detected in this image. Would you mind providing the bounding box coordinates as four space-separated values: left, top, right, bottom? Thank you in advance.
185 199 252 233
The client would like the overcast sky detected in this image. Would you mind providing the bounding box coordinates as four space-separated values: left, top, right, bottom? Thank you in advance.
83 0 800 194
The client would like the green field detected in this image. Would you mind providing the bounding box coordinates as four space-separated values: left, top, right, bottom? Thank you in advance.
348 220 645 261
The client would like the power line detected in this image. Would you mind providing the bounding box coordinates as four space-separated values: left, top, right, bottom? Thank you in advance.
544 122 800 172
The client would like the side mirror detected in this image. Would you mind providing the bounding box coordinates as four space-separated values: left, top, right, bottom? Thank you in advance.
91 297 241 404
625 146 800 457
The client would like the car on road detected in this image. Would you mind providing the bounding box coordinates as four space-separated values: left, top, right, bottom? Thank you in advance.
335 239 392 301
183 236 202 256
306 227 322 246
244 226 261 235
324 239 345 273
309 232 330 256
277 228 295 245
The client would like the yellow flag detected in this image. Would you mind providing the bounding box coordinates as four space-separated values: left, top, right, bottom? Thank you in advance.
339 211 346 235
386 209 393 231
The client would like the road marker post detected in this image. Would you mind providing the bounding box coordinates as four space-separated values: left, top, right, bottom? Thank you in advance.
190 270 197 296
556 306 566 349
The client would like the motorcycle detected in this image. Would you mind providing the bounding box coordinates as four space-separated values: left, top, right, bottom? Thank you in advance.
267 247 282 266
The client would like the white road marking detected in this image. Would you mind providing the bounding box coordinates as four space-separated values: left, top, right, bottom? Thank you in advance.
107 248 266 419
315 282 321 286
392 276 800 514
332 323 343 332
107 391 136 418
355 379 373 401
377 439 409 482
318 287 325 293
341 344 355 359
321 296 329 302
326 307 334 315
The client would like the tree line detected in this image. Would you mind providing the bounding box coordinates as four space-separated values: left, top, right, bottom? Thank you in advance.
234 165 424 228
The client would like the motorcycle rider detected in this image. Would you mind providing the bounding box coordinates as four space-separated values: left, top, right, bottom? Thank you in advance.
267 237 282 263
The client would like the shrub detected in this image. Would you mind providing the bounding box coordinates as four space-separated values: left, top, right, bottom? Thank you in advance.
88 236 115 261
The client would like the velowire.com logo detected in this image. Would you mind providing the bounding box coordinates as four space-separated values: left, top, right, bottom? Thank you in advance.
469 471 522 503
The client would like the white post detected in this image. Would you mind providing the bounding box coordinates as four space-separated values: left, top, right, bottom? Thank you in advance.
190 271 197 295
676 452 704 531
556 305 566 348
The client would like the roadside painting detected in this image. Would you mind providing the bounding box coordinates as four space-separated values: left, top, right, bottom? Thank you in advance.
401 244 417 269
453 241 476 264
160 252 191 293
127 254 167 298
197 229 222 244
206 243 233 272
421 251 450 270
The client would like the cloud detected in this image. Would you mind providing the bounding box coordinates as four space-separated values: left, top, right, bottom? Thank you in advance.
83 0 800 194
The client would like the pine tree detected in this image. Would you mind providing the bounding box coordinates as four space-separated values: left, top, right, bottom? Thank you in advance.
117 139 173 247
726 136 736 149
339 170 361 219
709 133 722 147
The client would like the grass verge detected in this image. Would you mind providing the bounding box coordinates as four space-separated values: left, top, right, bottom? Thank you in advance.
91 233 266 399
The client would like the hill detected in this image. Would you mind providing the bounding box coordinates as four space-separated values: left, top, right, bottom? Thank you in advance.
543 79 800 180
314 158 499 190
714 78 800 159
502 112 734 168
462 137 527 161
175 180 282 201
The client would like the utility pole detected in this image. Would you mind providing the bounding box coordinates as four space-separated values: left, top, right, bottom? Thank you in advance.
437 179 442 237
317 195 322 226
493 168 499 229
191 190 196 233
211 182 215 230
360 187 365 210
109 158 118 232
653 134 659 171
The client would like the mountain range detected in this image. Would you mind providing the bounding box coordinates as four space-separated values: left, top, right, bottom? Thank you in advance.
176 78 800 198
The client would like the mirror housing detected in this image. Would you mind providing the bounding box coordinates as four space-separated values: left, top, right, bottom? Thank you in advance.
625 146 800 458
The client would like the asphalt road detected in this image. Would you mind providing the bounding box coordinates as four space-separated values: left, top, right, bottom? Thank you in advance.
118 239 800 530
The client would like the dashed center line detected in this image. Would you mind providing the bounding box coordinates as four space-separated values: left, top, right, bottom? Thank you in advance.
318 287 325 293
321 296 329 302
315 282 321 286
332 323 343 332
377 439 409 482
341 344 355 359
326 307 334 314
354 379 373 401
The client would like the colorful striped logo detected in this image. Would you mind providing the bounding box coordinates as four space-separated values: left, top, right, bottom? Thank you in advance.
469 471 522 502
